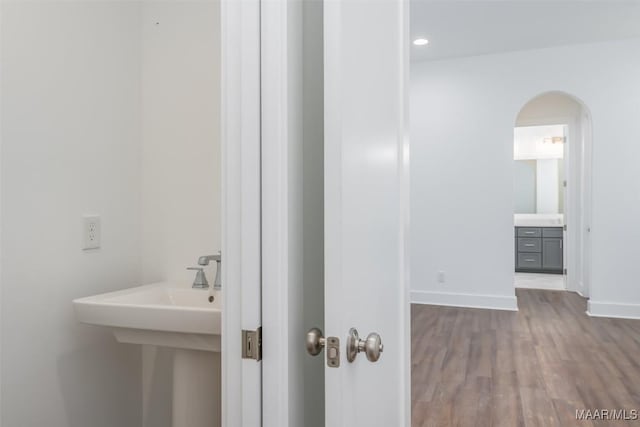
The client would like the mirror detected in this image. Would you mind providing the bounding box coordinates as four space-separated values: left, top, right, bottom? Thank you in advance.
514 125 565 215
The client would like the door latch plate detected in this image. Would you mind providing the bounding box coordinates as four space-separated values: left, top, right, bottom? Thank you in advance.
326 337 340 368
242 327 262 361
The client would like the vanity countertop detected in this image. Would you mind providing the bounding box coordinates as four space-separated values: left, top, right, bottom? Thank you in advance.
514 213 564 227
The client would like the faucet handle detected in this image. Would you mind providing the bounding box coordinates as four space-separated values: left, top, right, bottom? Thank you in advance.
187 267 209 289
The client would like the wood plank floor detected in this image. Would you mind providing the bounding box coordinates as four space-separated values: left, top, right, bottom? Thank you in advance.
411 289 640 426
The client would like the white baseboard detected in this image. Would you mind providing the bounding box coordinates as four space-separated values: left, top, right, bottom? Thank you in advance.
574 289 588 298
411 290 518 311
587 300 640 320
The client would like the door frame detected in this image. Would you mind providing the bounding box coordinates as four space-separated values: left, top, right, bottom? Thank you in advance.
260 0 301 425
515 112 593 297
514 119 571 290
222 1 306 425
220 0 262 425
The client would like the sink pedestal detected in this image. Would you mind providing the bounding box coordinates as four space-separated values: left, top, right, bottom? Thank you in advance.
173 349 221 427
73 283 223 427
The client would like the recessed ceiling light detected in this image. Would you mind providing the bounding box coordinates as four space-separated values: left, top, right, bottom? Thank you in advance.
413 38 429 46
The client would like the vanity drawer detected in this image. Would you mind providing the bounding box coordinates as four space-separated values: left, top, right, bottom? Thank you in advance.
518 237 541 253
517 227 542 238
518 253 542 269
543 227 563 238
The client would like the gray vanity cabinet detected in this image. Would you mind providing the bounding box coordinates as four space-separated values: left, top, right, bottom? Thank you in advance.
542 238 563 270
515 227 563 274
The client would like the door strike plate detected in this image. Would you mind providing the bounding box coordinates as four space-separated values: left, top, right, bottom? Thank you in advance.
326 337 340 368
242 327 262 361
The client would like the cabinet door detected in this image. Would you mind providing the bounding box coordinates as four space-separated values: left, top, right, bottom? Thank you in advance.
542 238 563 271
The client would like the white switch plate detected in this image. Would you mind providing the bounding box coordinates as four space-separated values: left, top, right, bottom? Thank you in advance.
437 271 445 283
83 215 101 250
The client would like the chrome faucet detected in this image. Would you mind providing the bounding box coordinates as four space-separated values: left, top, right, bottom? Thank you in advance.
198 252 221 290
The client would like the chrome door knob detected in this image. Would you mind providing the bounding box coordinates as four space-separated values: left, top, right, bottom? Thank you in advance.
363 332 384 362
346 328 384 363
306 327 326 356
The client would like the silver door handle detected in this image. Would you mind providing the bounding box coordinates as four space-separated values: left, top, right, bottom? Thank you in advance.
346 328 384 363
306 327 326 356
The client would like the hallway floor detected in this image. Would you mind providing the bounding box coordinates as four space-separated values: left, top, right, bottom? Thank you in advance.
411 289 640 426
515 273 565 291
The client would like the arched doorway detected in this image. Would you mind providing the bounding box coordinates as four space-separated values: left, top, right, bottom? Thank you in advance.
513 91 593 297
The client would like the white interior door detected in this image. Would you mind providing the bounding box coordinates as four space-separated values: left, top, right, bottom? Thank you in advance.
324 0 410 425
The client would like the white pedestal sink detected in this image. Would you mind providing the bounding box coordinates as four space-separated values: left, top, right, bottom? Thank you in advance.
73 282 221 427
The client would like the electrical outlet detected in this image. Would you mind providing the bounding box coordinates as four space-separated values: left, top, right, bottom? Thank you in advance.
437 271 446 284
83 215 101 250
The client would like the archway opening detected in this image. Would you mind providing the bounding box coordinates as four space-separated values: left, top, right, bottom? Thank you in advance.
513 91 593 297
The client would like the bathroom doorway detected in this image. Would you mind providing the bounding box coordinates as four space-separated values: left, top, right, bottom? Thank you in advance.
513 92 593 297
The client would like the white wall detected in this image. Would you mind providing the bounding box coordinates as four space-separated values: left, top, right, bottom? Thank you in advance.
1 3 143 426
139 3 221 426
0 1 222 425
411 38 640 316
140 1 221 286
516 91 583 125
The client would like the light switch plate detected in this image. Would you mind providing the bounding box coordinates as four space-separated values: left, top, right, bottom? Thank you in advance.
83 215 101 250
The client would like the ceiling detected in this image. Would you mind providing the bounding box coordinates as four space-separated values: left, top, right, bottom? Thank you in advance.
410 1 640 62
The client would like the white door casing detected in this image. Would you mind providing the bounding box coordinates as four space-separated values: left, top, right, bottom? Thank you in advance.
514 102 593 297
580 111 593 297
220 0 262 425
324 0 410 425
261 0 307 425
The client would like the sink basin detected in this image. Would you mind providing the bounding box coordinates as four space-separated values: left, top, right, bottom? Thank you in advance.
74 282 221 351
73 282 222 427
